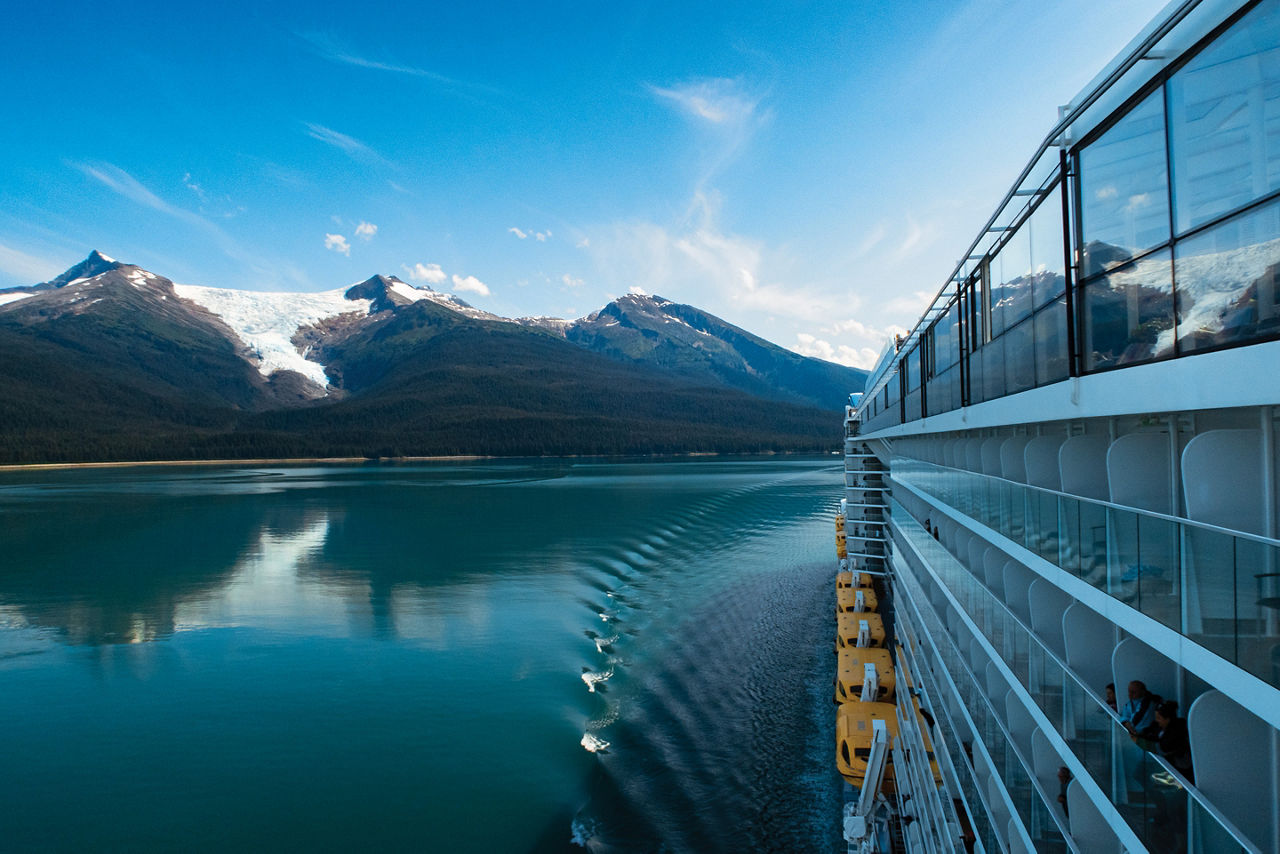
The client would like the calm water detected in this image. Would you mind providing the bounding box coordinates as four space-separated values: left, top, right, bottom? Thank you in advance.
0 458 843 852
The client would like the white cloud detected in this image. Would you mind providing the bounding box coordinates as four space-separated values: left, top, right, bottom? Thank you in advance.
355 221 377 240
793 333 884 370
649 78 760 125
403 262 446 284
324 233 350 256
451 274 490 296
628 285 648 295
576 237 590 249
535 230 551 242
508 227 528 239
562 274 584 288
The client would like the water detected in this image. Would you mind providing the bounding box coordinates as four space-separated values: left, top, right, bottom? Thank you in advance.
0 458 844 852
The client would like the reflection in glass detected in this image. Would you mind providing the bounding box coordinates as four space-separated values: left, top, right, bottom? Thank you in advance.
1082 250 1175 370
1034 299 1069 386
1002 318 1035 396
1029 190 1067 309
982 336 1006 403
1175 200 1280 354
1169 0 1280 233
1080 90 1171 277
991 228 1033 338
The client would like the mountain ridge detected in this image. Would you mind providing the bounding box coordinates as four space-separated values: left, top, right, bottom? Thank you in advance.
0 252 867 463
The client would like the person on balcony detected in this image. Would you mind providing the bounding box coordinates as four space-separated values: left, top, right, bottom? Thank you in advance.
1120 680 1160 736
1135 700 1195 784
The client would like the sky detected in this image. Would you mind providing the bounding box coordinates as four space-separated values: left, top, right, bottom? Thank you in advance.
0 0 1171 369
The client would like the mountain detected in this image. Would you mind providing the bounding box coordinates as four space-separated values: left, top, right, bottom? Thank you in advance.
0 252 867 463
554 293 866 410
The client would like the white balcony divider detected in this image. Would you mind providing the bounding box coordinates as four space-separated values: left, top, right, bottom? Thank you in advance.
1188 690 1279 853
1107 432 1174 514
1059 434 1111 501
1001 436 1031 482
1025 435 1066 490
1182 429 1266 535
1062 603 1115 694
981 437 1005 476
1065 779 1122 853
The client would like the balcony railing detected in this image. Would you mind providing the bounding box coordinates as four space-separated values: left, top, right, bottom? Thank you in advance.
890 499 1263 853
890 457 1280 692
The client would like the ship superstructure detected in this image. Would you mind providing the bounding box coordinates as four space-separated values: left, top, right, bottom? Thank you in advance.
840 0 1280 851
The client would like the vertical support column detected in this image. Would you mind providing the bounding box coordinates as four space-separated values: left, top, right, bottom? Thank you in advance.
1060 149 1079 379
1263 406 1275 539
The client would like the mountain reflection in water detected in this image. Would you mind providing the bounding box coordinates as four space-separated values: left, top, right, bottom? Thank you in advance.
0 459 843 852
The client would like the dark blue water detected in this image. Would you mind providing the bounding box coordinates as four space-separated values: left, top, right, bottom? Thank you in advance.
0 458 842 852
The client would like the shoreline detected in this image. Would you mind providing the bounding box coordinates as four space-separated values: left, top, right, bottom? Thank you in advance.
0 455 492 472
0 449 836 473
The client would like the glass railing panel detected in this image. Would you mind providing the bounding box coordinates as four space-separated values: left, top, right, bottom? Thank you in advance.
1061 674 1113 795
1115 721 1193 854
1235 537 1280 686
1139 514 1182 631
1077 500 1109 592
895 503 1268 853
892 457 1280 690
1190 798 1249 854
1058 497 1082 579
1182 525 1238 665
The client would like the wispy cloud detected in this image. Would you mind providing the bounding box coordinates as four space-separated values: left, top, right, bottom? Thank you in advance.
0 242 63 283
304 123 386 164
73 161 312 288
648 76 770 189
562 274 583 288
182 172 208 204
324 233 350 256
403 262 446 284
451 274 490 297
649 78 760 125
509 226 552 242
355 221 377 241
299 31 473 87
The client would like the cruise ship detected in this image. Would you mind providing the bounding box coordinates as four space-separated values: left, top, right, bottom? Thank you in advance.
837 0 1280 851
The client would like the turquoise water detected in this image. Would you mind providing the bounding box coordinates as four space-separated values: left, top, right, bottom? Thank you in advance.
0 458 842 852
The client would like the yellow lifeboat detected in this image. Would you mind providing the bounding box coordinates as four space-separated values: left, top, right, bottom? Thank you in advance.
836 585 879 613
834 647 895 703
835 513 846 532
836 612 885 649
836 701 899 788
836 570 873 589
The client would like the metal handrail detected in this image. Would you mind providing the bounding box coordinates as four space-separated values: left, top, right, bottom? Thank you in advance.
890 454 1280 549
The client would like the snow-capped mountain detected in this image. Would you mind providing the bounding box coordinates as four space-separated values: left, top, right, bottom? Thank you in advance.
0 252 867 463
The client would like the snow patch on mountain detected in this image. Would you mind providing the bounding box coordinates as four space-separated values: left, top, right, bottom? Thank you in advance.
388 281 426 304
0 292 34 308
174 284 371 387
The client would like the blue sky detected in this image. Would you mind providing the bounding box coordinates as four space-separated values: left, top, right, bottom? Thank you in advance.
0 0 1169 368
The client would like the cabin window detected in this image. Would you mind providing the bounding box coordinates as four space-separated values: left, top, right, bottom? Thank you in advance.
1168 0 1280 234
1079 89 1171 277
